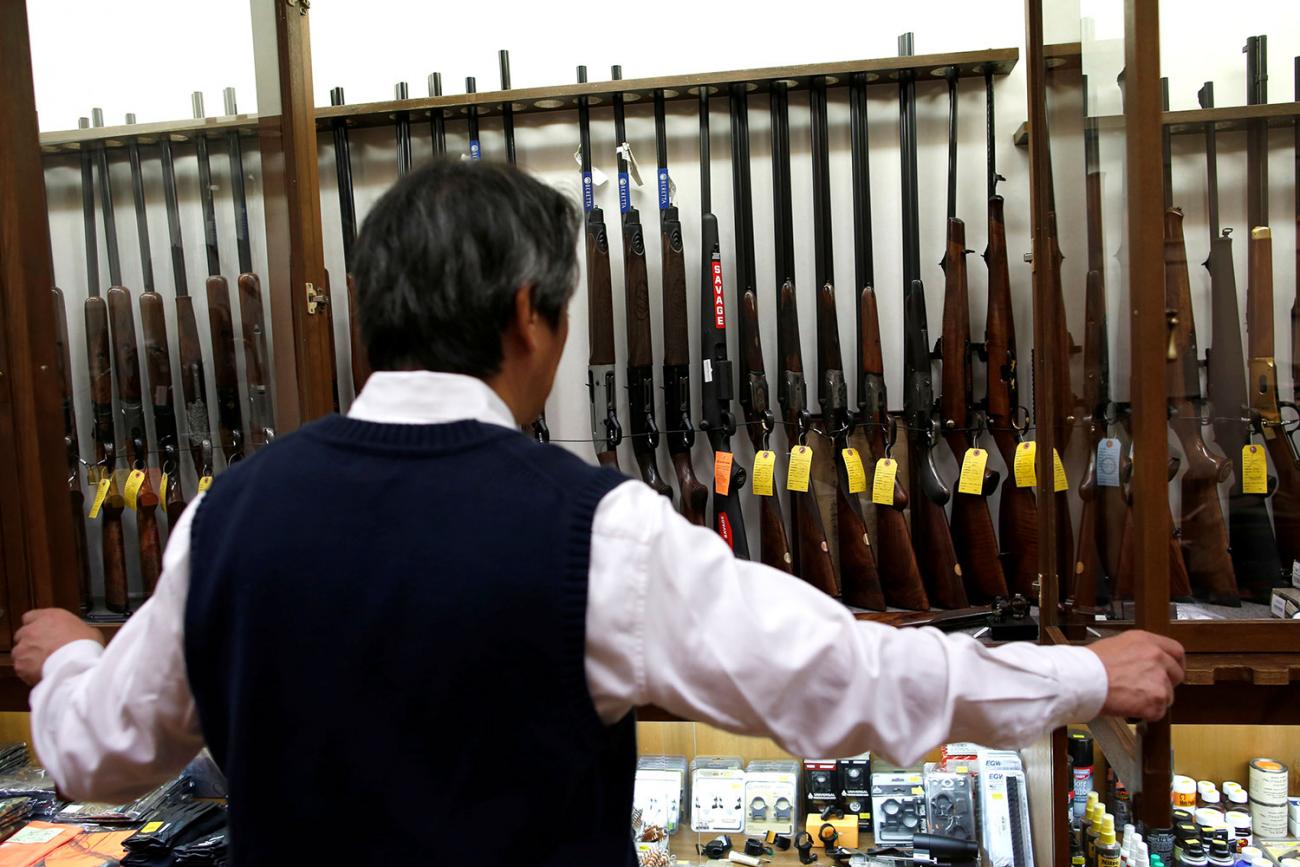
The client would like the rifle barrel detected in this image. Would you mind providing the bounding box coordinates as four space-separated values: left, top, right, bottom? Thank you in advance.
499 51 516 166
223 88 253 275
330 87 357 273
192 93 222 276
79 118 101 298
428 73 446 156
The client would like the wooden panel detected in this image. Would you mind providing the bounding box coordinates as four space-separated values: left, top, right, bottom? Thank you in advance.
1089 716 1140 795
1169 621 1300 654
40 116 256 153
1024 731 1064 867
1013 101 1300 148
1173 684 1300 725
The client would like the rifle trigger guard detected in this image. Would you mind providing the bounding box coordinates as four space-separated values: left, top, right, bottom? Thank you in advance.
1011 405 1031 441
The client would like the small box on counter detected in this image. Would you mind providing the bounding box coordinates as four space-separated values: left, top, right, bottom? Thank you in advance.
872 771 926 844
803 760 840 809
1271 587 1300 619
839 755 872 828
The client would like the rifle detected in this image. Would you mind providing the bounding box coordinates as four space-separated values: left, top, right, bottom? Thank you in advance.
609 67 672 497
193 93 245 466
982 69 1038 599
698 88 750 557
464 77 482 160
578 66 621 469
936 68 1007 604
329 86 370 394
655 89 707 524
428 72 447 156
1113 408 1192 601
1163 89 1239 604
395 81 413 176
52 284 92 612
94 109 163 598
850 71 927 609
809 76 884 609
727 87 786 569
898 34 966 608
79 116 128 613
126 115 184 529
495 52 547 443
1200 78 1285 598
224 89 276 451
766 81 837 596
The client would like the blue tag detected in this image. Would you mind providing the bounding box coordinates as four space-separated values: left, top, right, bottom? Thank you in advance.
618 171 630 213
582 171 594 212
658 168 671 209
1096 438 1121 487
469 140 481 161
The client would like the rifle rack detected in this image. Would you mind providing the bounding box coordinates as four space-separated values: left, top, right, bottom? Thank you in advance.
37 46 1018 153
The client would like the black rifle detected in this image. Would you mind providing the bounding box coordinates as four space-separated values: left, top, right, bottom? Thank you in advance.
810 75 884 609
466 77 482 160
767 81 837 596
578 66 621 468
656 89 707 525
899 34 967 608
330 86 370 393
698 88 750 556
395 81 413 176
428 72 447 156
193 92 246 466
52 281 91 611
611 66 671 496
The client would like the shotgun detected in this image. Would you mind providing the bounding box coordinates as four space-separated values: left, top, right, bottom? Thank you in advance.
126 115 184 529
698 88 750 557
159 132 214 484
936 68 1007 604
1164 181 1238 602
1113 409 1192 601
981 68 1038 599
329 86 371 394
1043 169 1076 596
193 92 246 466
224 89 276 451
79 115 129 613
728 86 786 569
851 72 928 610
496 51 548 442
766 81 837 596
899 34 967 609
809 76 884 609
578 66 621 469
395 81 413 177
655 89 707 524
428 72 447 156
465 77 482 161
1200 77 1285 597
609 67 671 496
94 109 163 599
52 284 93 612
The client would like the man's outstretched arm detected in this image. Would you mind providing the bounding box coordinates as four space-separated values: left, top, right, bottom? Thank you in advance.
586 481 1184 765
19 499 205 803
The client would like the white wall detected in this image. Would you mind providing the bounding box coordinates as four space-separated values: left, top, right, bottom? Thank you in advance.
26 0 1300 598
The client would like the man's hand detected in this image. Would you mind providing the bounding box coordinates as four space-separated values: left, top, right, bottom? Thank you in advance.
1090 630 1186 721
14 609 104 687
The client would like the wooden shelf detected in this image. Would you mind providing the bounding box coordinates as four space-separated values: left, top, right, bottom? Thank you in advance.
39 47 1017 153
1013 100 1300 147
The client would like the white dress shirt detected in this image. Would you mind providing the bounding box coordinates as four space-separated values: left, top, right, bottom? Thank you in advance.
31 371 1107 803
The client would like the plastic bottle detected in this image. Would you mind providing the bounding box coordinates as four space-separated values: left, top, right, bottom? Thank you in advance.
1135 841 1150 867
1206 839 1234 866
1174 776 1198 809
1236 846 1262 867
1087 803 1105 865
1179 840 1208 866
1097 815 1123 867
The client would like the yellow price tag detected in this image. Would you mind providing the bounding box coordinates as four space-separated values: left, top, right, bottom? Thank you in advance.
1053 448 1069 492
872 458 898 506
1242 444 1268 494
88 477 111 519
786 445 813 493
713 451 734 496
958 448 989 495
198 474 215 493
751 450 776 497
141 821 163 834
1014 441 1037 488
159 472 170 504
842 448 867 494
123 469 147 511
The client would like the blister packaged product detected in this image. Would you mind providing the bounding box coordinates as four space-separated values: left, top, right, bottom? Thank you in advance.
691 756 745 834
925 768 977 841
839 754 873 829
634 756 687 835
744 760 800 837
803 759 840 815
979 751 1034 866
872 771 927 844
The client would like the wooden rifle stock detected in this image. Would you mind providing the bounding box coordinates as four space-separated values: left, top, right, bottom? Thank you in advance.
585 213 621 469
1115 450 1192 601
207 276 245 465
661 216 707 525
140 290 186 526
238 273 275 450
740 290 793 573
84 296 128 611
1165 209 1239 605
860 286 928 609
983 196 1038 598
621 219 671 497
1044 214 1076 591
53 287 92 611
175 294 210 475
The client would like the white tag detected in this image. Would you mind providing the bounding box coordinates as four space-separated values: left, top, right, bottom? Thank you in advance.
1096 438 1121 487
1291 560 1300 589
703 358 713 383
616 142 645 187
9 826 64 844
572 149 609 187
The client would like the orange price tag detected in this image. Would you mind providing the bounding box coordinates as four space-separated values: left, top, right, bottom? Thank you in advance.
713 451 734 496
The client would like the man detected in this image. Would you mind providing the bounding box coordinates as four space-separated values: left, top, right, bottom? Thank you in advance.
17 162 1183 865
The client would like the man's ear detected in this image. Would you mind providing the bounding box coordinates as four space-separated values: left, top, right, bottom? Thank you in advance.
509 283 539 353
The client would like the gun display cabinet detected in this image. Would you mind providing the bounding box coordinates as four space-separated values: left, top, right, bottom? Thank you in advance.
1025 0 1300 862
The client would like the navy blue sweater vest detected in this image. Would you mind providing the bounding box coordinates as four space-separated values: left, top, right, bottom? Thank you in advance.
185 416 636 865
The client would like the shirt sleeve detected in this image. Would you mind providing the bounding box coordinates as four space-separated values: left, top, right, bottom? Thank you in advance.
30 496 206 803
584 481 1109 765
